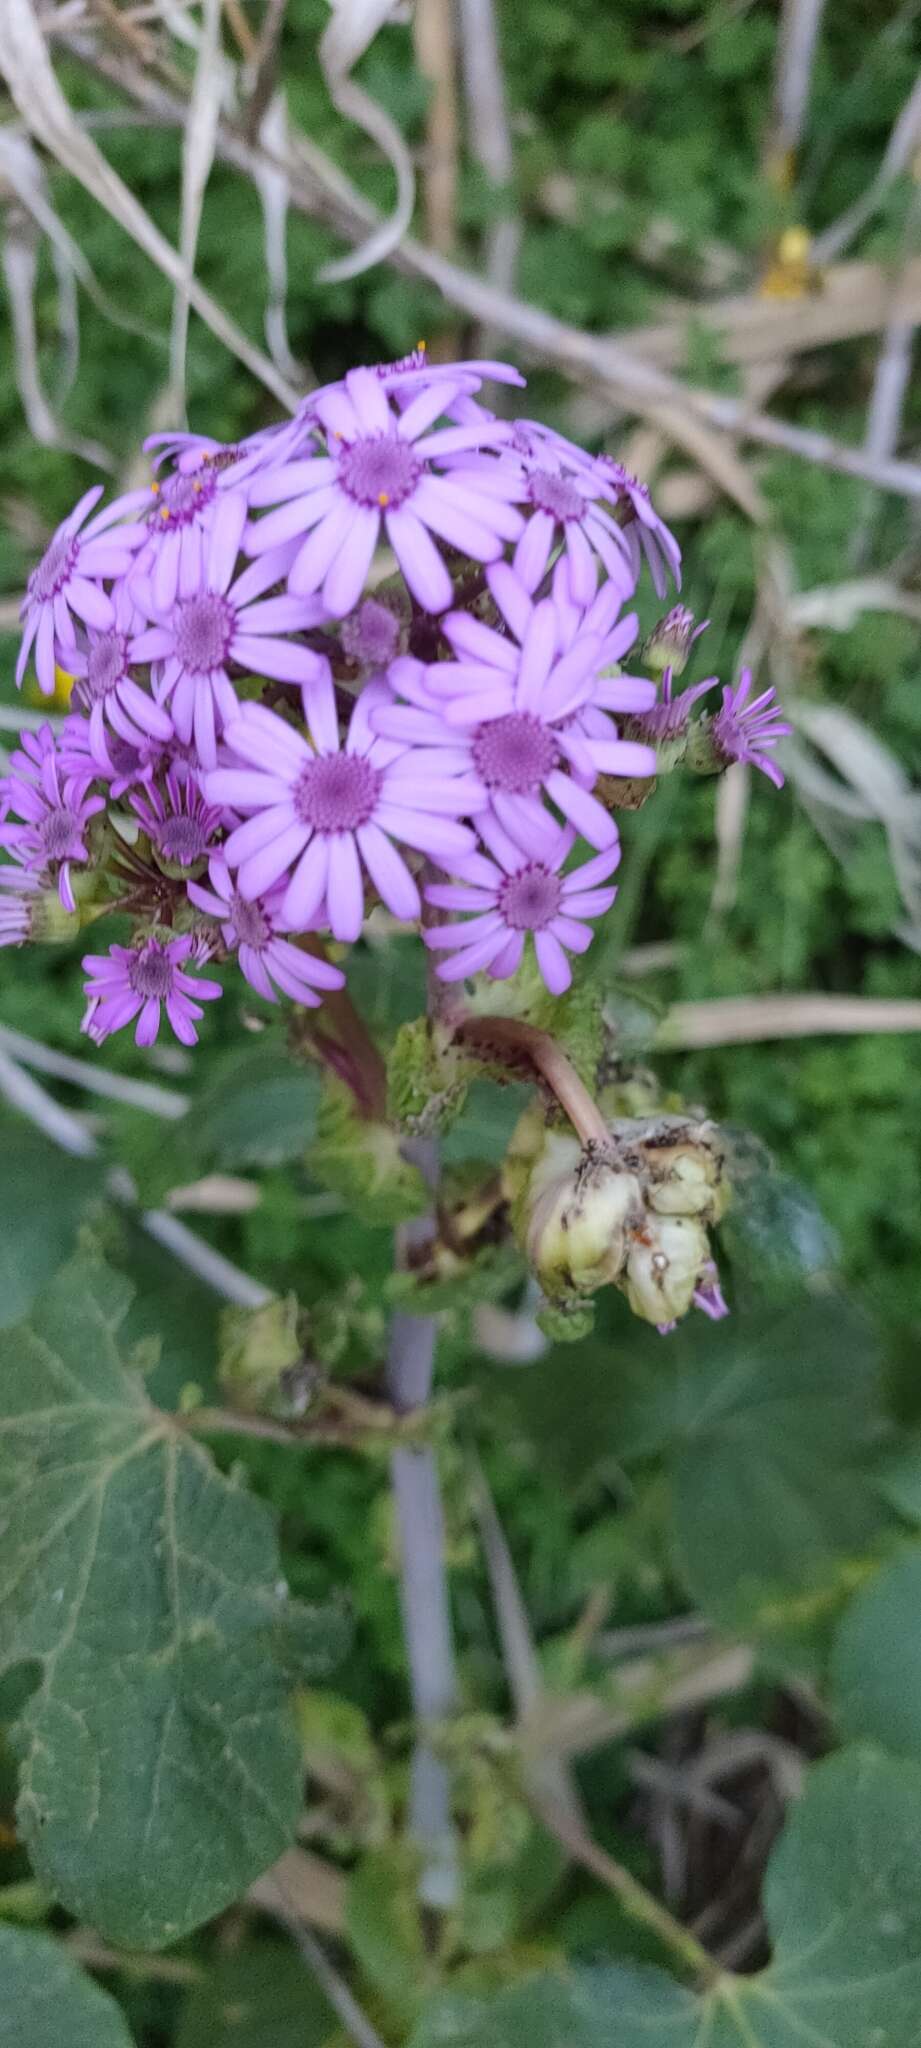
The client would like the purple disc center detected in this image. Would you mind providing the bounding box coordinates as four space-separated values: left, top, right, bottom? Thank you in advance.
294 752 382 833
83 630 129 702
157 814 211 865
231 893 271 949
40 808 82 862
29 533 78 602
527 469 585 522
174 593 234 674
498 864 562 932
154 470 217 528
472 712 558 794
128 943 174 999
337 435 421 509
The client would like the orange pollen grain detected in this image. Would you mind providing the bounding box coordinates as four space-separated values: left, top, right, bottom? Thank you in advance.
160 505 170 520
378 491 390 507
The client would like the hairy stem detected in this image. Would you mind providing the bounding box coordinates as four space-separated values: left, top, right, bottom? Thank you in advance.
454 1014 609 1147
386 1136 460 1911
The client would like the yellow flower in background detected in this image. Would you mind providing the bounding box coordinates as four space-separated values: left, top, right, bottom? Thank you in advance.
23 663 75 712
760 225 819 300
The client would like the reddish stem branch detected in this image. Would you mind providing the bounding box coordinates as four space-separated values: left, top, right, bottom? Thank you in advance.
454 1015 609 1147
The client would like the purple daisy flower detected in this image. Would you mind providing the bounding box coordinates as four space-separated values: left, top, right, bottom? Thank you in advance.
708 670 791 787
81 933 222 1048
503 423 638 605
633 666 719 745
130 492 328 769
205 670 480 941
425 814 620 994
188 855 346 1007
68 584 173 759
245 365 525 618
17 485 148 696
595 458 682 598
0 724 104 910
378 576 654 854
131 768 223 868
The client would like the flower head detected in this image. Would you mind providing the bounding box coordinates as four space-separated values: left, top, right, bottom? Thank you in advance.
705 670 791 787
188 855 346 1006
425 813 620 994
205 667 479 941
68 582 173 759
595 458 682 598
131 768 223 868
0 724 104 909
130 492 328 768
17 485 148 696
246 365 525 617
633 665 718 746
504 420 638 604
377 568 654 855
81 933 222 1047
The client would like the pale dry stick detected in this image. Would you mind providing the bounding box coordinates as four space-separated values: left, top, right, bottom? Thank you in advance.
813 68 921 264
262 1878 388 2048
386 1134 461 1912
0 706 67 732
65 29 921 502
850 188 921 568
169 0 224 413
457 0 522 352
63 1932 203 1985
0 1046 272 1307
770 0 828 167
0 1020 189 1117
1 198 113 468
0 0 301 409
532 1788 720 1987
470 1455 585 1828
657 993 921 1051
414 0 459 259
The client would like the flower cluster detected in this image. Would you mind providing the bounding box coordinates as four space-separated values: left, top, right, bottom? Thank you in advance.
3 352 790 1049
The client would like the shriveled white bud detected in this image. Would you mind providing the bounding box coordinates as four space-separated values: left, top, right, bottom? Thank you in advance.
526 1149 645 1299
624 1214 709 1325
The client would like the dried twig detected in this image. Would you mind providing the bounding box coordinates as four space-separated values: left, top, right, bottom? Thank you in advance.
769 0 827 168
813 68 921 264
260 1877 387 2048
658 993 921 1050
169 0 225 411
60 33 921 501
0 1021 189 1117
414 0 458 258
457 0 521 347
0 1045 272 1306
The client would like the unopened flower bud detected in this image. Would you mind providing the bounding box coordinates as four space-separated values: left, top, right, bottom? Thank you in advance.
526 1146 645 1299
640 1120 729 1224
624 1214 709 1325
219 1293 302 1412
642 606 706 679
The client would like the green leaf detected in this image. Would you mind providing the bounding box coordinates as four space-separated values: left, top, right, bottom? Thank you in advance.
196 1050 320 1168
0 1255 306 1948
0 1125 101 1330
479 1294 894 1649
832 1546 921 1759
669 1295 894 1643
175 1941 335 2048
0 1922 134 2048
409 1748 921 2044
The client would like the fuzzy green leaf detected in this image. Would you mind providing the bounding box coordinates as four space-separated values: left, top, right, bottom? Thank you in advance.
0 1922 134 2047
0 1256 307 1948
409 1749 921 2044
